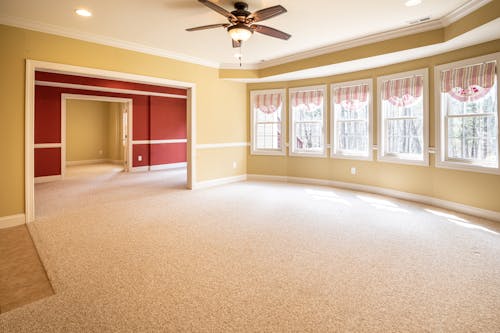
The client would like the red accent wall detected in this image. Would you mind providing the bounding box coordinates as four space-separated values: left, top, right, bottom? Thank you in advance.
151 143 187 165
35 148 61 177
35 86 62 143
34 72 187 177
35 71 187 96
133 96 150 141
150 96 187 140
132 144 150 167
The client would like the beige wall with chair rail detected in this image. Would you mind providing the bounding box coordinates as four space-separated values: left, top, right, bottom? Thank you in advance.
247 40 500 212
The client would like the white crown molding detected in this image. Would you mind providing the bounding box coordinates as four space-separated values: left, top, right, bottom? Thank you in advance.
231 20 444 70
221 0 492 71
441 0 493 26
0 15 219 69
0 0 491 72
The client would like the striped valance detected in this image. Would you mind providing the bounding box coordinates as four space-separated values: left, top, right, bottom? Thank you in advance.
291 90 324 107
333 84 369 104
254 93 282 114
440 61 496 102
381 75 424 107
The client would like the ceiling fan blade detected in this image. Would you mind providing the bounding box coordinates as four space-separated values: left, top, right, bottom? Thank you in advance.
249 5 287 22
232 39 241 48
251 25 291 40
186 23 229 31
198 0 236 20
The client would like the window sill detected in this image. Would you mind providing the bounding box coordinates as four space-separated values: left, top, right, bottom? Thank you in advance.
436 160 500 175
250 149 286 156
377 154 429 166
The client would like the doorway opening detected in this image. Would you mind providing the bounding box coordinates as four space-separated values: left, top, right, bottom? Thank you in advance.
26 60 196 223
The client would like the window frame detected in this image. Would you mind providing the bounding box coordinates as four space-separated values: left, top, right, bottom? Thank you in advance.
250 88 287 156
289 85 328 158
377 68 429 166
434 52 500 175
330 79 373 161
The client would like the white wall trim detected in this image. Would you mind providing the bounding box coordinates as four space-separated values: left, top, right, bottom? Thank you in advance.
192 174 247 189
36 80 187 99
0 214 26 229
26 60 196 222
196 142 250 149
132 139 187 144
247 174 500 222
150 162 187 171
34 175 63 183
34 143 62 148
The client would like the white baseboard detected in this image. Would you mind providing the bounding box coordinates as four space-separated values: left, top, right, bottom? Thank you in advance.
66 159 107 166
35 175 63 183
0 214 26 229
150 162 187 171
247 174 500 222
193 174 247 189
131 166 149 172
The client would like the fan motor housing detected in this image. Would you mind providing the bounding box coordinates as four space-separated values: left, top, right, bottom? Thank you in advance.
232 2 250 18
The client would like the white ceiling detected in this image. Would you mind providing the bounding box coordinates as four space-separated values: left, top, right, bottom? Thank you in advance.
0 0 497 74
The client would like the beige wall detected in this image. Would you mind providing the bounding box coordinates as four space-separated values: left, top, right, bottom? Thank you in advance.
247 40 500 213
0 24 247 218
66 100 109 162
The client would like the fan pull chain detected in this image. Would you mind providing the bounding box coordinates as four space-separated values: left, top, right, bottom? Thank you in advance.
239 43 242 67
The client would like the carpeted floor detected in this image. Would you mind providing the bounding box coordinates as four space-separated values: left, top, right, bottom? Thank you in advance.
1 164 499 332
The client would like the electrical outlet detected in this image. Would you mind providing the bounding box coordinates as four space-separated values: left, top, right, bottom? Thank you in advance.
232 161 237 169
350 167 357 175
138 155 142 162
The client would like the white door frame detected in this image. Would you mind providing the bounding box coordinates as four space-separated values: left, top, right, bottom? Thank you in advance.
61 94 134 175
26 60 196 223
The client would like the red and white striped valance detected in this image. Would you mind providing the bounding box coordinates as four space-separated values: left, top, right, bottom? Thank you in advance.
291 90 324 107
254 93 282 114
381 75 424 107
440 61 496 102
333 84 369 104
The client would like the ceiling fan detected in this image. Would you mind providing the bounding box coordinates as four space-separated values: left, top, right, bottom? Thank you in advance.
186 0 291 48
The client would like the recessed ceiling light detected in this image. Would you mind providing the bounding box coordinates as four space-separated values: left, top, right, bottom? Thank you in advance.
75 8 92 17
405 0 422 6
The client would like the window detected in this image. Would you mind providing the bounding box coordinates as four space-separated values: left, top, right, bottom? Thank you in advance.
331 79 373 160
250 89 286 155
377 69 429 165
435 53 499 174
289 86 327 157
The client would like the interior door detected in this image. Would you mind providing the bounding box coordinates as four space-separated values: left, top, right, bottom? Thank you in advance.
121 103 129 171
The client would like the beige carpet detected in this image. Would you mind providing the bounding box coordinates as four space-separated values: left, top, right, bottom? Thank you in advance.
1 164 499 332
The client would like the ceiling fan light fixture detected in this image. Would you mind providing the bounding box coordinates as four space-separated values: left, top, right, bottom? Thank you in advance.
228 24 253 42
